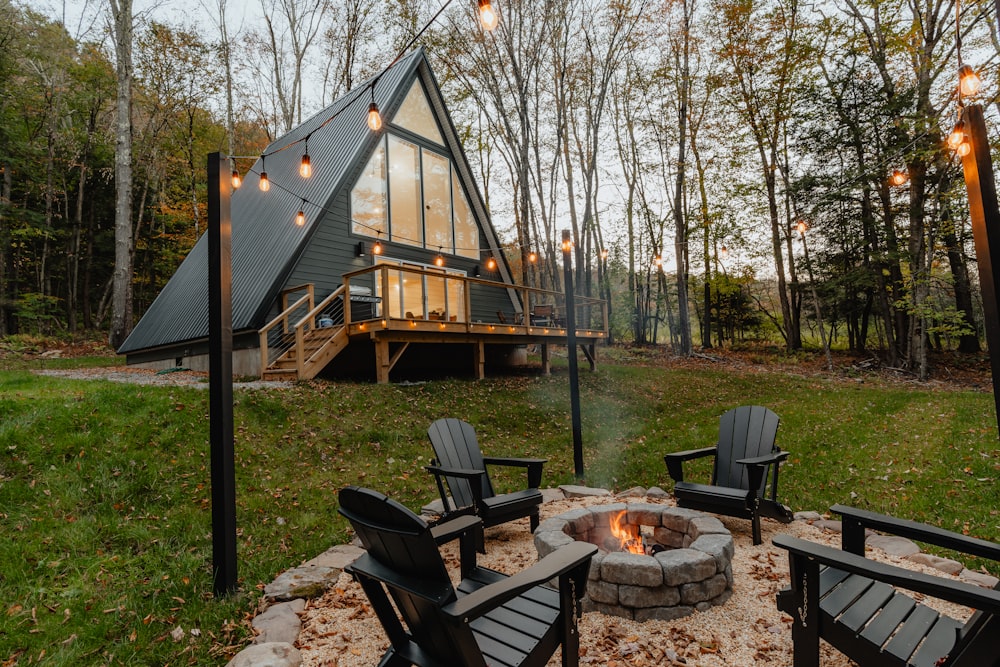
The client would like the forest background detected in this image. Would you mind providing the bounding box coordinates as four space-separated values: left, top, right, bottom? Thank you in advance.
3 0 1000 380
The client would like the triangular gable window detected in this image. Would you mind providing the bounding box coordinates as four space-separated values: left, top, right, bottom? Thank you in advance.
393 80 444 145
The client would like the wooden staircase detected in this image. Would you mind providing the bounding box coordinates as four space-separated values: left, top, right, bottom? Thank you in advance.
262 324 350 381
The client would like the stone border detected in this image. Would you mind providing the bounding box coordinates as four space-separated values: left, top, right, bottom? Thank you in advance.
534 503 734 621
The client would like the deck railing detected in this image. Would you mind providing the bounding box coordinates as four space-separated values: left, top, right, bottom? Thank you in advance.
341 264 608 333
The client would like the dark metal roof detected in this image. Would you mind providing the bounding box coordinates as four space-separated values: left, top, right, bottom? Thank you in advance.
118 50 426 355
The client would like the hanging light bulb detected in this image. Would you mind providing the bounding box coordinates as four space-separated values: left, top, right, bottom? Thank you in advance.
478 0 499 31
957 136 972 157
295 208 306 226
231 168 241 189
947 120 966 151
959 64 982 97
720 245 729 260
435 250 445 267
258 155 269 192
486 256 497 270
889 169 908 186
796 220 808 236
300 148 312 178
528 250 537 263
372 238 383 255
653 254 663 267
600 248 609 260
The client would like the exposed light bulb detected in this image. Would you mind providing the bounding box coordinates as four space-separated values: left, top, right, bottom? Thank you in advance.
478 0 499 31
957 137 972 157
562 239 573 253
367 102 382 132
947 122 965 151
435 253 444 267
528 251 537 263
486 256 497 270
889 169 908 186
300 153 312 178
959 64 982 97
373 240 383 255
231 169 241 189
259 171 270 192
797 220 807 236
600 248 609 260
295 209 305 226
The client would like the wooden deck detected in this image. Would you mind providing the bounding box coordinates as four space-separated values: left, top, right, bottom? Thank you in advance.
259 266 607 383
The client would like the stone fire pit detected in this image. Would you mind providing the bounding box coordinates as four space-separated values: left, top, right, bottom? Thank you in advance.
534 503 734 621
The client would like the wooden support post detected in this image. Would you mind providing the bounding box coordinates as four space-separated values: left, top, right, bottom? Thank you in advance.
375 338 391 384
960 104 1000 438
473 340 485 380
541 343 550 375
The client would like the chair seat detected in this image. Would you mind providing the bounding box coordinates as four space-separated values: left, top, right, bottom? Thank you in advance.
460 567 561 665
480 489 543 524
673 481 754 518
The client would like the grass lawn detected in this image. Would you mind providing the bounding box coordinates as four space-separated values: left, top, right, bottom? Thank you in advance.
1 346 998 664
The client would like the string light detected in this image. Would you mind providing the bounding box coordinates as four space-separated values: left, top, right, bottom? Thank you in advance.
888 169 908 186
435 248 445 267
561 236 573 253
600 248 609 260
231 167 241 189
258 155 269 192
947 119 966 151
528 250 537 263
486 256 497 270
295 200 306 227
796 220 808 236
959 64 981 97
367 86 382 132
372 234 383 255
957 136 972 157
300 140 312 178
478 0 499 31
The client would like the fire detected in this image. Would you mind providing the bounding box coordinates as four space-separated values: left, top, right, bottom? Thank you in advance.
609 511 644 555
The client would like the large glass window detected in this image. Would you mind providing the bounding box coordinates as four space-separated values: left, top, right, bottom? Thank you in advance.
349 81 480 259
350 141 386 237
388 136 423 247
395 81 444 145
375 257 467 322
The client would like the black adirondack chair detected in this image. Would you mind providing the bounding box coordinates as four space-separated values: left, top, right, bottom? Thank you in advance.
339 486 597 667
426 418 546 532
664 405 793 545
775 504 1000 667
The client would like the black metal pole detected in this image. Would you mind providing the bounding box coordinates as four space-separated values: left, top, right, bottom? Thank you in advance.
562 230 584 480
208 152 238 596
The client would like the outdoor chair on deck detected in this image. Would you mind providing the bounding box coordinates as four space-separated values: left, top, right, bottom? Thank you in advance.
774 504 1000 667
530 305 554 326
664 405 793 545
339 486 597 667
426 418 546 533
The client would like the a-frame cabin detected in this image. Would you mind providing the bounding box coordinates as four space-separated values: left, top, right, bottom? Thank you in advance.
118 49 606 383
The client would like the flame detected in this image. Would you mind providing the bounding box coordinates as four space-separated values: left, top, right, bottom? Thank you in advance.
609 511 644 554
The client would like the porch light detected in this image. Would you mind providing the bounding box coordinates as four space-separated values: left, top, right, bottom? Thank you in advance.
478 0 498 31
300 150 312 178
888 169 908 186
356 241 366 257
258 155 269 191
959 64 981 97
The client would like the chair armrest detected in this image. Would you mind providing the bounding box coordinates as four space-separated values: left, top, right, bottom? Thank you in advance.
444 542 598 621
425 465 486 506
831 504 1000 560
773 534 1000 613
430 514 484 578
664 446 716 482
347 553 455 604
736 450 789 467
482 457 547 489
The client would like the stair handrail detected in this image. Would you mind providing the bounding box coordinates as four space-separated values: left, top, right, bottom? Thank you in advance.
294 285 347 376
259 292 314 374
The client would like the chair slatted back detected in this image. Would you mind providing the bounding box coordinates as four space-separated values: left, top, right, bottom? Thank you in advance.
338 486 485 665
427 418 496 508
712 406 780 495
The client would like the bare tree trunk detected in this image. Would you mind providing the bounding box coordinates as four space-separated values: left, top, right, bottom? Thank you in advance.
109 0 134 349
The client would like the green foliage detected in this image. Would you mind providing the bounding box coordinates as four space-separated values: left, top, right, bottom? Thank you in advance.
0 355 997 663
